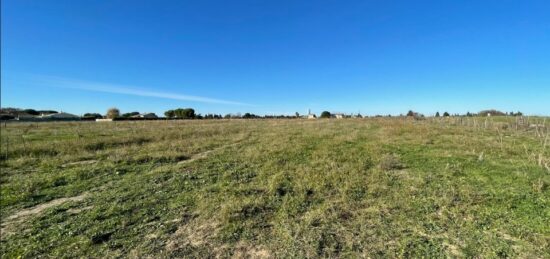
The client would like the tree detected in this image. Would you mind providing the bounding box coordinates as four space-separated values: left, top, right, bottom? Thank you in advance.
295 112 300 118
320 111 331 118
122 111 140 118
164 110 175 118
106 108 120 119
443 112 450 117
406 110 415 117
38 110 58 115
23 109 39 116
164 108 195 119
435 112 440 117
478 110 506 117
83 113 102 119
243 113 257 119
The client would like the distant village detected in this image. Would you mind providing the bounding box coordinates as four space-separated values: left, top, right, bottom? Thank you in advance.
0 107 524 122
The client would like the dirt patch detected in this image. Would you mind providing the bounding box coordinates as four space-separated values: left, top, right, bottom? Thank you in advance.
1 193 90 239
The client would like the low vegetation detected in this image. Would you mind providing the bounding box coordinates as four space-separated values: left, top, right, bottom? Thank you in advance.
0 117 548 257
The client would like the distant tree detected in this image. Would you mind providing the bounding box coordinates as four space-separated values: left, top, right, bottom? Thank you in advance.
406 110 415 117
177 108 195 119
164 110 175 118
443 112 450 117
164 108 195 119
224 114 232 119
0 114 15 120
122 111 140 118
196 114 203 119
23 109 39 116
38 110 58 115
320 111 331 118
295 112 300 118
516 111 523 116
0 107 21 115
356 113 363 118
83 113 102 119
106 108 120 119
478 109 506 116
466 112 472 117
435 112 440 117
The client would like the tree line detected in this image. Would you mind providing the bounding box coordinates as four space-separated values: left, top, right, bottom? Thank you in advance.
0 107 527 121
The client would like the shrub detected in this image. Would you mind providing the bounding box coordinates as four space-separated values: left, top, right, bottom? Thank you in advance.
320 111 331 118
435 112 440 117
443 112 450 117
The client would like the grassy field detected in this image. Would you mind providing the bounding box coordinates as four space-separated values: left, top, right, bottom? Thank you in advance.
1 118 549 258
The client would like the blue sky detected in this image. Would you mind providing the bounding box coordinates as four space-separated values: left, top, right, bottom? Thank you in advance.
2 0 550 116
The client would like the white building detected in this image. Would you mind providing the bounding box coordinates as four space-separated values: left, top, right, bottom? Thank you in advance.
333 113 344 119
306 109 316 119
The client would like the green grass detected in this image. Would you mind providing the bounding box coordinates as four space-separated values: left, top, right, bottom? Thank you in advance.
1 118 549 258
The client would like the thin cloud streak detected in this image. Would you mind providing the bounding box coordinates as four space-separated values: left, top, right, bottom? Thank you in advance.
33 75 253 106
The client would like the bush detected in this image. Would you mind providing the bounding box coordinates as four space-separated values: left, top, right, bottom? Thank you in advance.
443 112 450 117
320 111 331 118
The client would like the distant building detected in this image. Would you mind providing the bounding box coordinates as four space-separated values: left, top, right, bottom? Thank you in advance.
131 113 158 119
306 109 316 119
333 113 344 119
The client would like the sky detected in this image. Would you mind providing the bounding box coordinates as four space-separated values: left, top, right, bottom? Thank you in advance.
2 0 550 116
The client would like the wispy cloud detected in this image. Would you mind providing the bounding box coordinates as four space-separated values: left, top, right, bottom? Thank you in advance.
32 75 253 106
